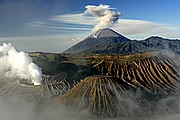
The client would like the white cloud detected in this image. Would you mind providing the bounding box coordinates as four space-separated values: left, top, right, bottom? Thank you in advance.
42 26 91 31
113 20 180 39
51 4 121 32
20 4 180 53
72 38 81 42
51 12 180 39
114 19 159 34
25 21 45 28
84 4 121 31
52 13 96 25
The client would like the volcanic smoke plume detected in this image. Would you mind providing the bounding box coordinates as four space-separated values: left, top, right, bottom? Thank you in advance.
0 43 42 85
85 4 121 32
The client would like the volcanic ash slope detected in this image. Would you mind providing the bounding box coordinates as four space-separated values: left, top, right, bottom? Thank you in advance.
55 52 180 118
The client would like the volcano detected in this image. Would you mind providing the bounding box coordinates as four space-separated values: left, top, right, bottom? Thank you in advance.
91 52 180 93
64 28 180 54
60 75 141 117
54 52 180 117
64 28 130 53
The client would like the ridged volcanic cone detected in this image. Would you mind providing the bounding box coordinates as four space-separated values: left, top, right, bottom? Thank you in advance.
92 52 180 94
59 75 156 117
57 52 180 117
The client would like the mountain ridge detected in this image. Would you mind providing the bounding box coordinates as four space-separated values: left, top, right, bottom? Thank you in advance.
64 28 180 54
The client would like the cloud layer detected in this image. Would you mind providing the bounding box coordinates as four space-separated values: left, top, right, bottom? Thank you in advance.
52 4 121 32
51 4 180 39
1 4 180 53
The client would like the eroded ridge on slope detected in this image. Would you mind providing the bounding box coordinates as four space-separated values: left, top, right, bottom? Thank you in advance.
61 75 153 117
92 52 180 94
58 52 180 118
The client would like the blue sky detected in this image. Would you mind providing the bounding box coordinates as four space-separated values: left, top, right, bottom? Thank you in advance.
0 0 180 52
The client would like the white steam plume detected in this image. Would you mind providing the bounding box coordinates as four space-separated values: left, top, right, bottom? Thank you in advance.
0 43 42 85
85 4 121 32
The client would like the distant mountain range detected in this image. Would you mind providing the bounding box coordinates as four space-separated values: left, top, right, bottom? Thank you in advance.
64 28 180 54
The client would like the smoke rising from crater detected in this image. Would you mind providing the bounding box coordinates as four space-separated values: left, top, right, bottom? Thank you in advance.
0 43 42 85
85 4 121 32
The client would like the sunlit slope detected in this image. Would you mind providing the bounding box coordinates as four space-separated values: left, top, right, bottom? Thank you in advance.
58 52 179 117
92 52 180 93
61 75 151 117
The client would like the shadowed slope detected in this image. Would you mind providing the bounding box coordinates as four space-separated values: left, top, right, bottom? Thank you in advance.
64 28 130 53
